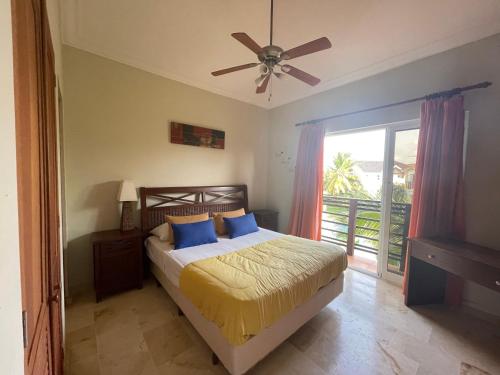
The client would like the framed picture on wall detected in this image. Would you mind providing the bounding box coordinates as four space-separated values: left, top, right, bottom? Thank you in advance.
170 122 225 149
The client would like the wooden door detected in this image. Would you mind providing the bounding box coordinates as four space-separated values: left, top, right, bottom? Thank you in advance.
11 0 62 373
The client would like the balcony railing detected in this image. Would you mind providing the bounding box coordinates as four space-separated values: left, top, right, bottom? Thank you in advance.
321 195 411 275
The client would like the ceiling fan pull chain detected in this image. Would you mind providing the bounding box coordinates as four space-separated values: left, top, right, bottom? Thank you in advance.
268 76 273 102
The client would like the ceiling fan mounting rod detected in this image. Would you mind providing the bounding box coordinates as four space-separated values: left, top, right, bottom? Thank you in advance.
270 0 274 45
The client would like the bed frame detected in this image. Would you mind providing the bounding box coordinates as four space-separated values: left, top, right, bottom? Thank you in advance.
140 185 344 374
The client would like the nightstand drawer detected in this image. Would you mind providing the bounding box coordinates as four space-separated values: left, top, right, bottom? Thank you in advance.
100 239 139 255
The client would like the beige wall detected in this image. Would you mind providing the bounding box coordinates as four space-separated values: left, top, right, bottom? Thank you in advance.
268 34 500 316
46 0 63 88
0 2 24 373
62 46 270 292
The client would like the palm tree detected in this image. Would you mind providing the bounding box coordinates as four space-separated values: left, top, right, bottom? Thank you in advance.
323 152 409 272
324 152 364 196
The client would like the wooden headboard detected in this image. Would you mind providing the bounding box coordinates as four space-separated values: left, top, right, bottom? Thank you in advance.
139 185 249 232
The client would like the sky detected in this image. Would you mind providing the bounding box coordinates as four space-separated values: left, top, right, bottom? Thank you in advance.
324 129 386 169
324 128 419 170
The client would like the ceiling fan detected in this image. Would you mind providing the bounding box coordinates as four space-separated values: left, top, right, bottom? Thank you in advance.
211 0 332 94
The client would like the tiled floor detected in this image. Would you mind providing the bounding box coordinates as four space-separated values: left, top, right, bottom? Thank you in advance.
347 252 378 274
65 270 500 375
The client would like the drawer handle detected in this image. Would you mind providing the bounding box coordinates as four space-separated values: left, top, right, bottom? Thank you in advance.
427 254 435 259
496 281 500 286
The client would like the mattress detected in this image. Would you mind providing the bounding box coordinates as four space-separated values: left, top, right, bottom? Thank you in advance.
180 235 348 345
145 228 283 287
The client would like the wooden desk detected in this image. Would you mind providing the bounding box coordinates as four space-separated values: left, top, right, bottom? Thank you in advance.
405 238 500 306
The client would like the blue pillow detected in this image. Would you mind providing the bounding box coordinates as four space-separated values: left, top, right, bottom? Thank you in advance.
171 219 218 250
223 213 259 239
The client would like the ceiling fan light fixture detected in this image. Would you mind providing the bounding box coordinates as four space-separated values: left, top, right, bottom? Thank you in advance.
255 74 268 87
280 65 291 73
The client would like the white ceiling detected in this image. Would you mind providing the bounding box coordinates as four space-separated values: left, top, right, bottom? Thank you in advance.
61 0 500 109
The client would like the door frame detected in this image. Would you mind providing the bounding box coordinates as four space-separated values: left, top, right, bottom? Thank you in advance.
378 119 420 284
325 114 467 284
324 118 420 282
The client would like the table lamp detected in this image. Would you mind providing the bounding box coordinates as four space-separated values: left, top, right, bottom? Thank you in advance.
117 180 137 232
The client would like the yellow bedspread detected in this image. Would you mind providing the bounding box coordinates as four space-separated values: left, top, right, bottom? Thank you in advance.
179 235 347 345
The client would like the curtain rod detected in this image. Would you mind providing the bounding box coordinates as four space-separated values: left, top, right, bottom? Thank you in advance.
295 81 492 127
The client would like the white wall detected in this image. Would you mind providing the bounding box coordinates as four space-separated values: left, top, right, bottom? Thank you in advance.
62 46 270 293
0 1 24 373
268 34 500 316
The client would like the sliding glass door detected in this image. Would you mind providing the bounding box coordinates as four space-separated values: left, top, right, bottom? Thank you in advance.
379 121 419 283
322 119 419 282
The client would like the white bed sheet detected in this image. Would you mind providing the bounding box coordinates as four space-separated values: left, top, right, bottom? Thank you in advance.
145 228 284 287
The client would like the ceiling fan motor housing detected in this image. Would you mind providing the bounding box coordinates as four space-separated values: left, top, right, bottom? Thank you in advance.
258 45 284 71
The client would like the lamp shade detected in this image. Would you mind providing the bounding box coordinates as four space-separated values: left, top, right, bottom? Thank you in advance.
117 180 137 202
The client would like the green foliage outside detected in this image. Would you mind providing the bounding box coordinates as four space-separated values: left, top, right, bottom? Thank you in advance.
323 152 371 199
375 183 412 204
323 152 412 274
324 152 412 203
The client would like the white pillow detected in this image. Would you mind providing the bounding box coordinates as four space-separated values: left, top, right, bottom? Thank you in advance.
150 222 169 241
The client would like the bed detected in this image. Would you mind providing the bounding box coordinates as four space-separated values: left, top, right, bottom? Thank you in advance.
140 185 346 375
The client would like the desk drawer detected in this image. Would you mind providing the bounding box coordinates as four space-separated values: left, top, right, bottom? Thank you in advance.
412 241 459 271
411 241 500 292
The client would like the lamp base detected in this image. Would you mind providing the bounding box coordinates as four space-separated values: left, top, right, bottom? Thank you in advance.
120 201 135 232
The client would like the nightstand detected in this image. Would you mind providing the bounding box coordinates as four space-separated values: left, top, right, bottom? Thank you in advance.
91 228 143 302
252 209 279 232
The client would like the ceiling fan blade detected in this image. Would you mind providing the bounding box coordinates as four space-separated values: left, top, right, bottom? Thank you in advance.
231 33 263 55
211 63 259 76
281 37 332 60
281 64 320 86
256 74 270 94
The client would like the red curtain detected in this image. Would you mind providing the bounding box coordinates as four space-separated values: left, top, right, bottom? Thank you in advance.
288 124 326 240
403 95 466 305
